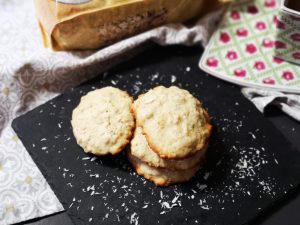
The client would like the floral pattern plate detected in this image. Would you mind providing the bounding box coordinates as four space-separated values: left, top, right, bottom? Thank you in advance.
200 0 300 94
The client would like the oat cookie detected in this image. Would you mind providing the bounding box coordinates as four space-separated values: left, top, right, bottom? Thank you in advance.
133 86 212 159
71 87 135 155
128 151 200 186
131 127 207 170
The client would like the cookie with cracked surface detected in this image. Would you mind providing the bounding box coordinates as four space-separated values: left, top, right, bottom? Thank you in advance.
131 127 207 170
133 86 212 159
128 151 200 187
71 87 135 156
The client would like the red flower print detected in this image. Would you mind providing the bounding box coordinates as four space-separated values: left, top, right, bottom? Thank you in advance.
263 78 275 85
292 52 300 59
282 71 295 81
264 0 276 8
254 61 266 71
262 39 274 48
246 44 257 54
231 10 241 20
273 57 283 64
277 21 285 29
248 5 259 14
226 51 238 60
207 57 219 67
234 68 247 77
220 32 231 43
274 16 285 29
256 22 267 30
236 28 248 37
274 41 287 49
291 33 300 42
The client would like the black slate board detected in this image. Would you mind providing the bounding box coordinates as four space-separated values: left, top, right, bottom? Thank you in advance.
12 46 300 225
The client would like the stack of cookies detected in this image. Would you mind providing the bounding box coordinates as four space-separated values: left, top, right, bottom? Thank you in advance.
71 86 212 187
129 86 212 186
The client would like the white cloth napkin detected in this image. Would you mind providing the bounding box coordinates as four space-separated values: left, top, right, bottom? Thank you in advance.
242 88 300 122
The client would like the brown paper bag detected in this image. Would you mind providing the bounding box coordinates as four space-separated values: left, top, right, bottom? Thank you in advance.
34 0 227 51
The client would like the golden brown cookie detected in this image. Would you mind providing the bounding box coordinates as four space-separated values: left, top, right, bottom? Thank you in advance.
71 87 135 155
131 127 207 170
133 86 212 159
128 151 200 187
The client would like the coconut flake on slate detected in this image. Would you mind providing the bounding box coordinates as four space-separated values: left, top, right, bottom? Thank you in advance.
38 64 284 224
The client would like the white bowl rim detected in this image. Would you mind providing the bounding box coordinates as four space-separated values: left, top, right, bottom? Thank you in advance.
281 0 300 16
